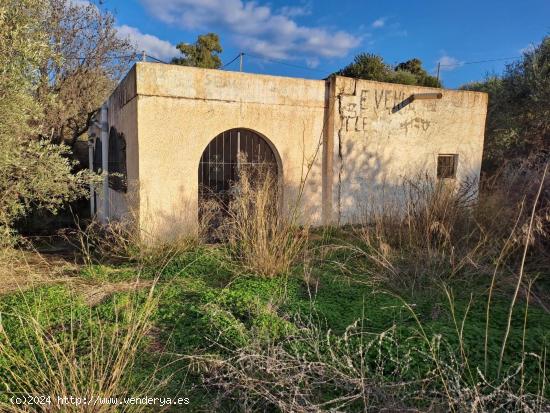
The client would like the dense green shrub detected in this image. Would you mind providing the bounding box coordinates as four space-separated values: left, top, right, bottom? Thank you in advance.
337 54 442 87
0 0 94 245
462 35 550 173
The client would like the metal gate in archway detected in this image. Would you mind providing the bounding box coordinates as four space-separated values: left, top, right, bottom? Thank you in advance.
198 128 279 222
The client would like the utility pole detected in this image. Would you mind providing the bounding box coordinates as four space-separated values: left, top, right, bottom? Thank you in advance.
436 62 441 83
239 52 244 72
142 50 147 62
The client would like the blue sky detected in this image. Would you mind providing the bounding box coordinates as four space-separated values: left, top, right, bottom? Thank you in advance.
106 0 550 88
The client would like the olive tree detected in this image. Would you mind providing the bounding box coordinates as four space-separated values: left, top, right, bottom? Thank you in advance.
462 36 549 172
0 0 95 244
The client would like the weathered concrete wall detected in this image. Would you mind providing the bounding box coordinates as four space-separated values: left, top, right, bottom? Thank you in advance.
101 63 487 240
329 76 487 223
133 63 326 240
98 66 139 223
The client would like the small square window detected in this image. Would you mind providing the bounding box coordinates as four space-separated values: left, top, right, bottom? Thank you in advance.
437 154 458 179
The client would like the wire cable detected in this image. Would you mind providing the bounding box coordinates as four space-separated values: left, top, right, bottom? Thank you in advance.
146 55 168 64
63 52 528 73
220 53 242 69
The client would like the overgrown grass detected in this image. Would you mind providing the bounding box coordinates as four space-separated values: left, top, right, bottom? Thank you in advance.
0 281 171 412
0 161 548 411
1 239 549 411
143 246 549 411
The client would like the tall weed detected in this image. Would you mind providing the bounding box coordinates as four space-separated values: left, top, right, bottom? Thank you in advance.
219 167 307 277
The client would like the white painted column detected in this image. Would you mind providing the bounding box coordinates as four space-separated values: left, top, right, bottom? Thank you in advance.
100 104 109 224
87 135 95 216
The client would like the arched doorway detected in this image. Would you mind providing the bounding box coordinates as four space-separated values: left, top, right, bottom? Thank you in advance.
198 128 280 224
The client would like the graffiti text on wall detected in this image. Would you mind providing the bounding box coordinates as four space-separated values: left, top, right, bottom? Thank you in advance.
340 88 436 133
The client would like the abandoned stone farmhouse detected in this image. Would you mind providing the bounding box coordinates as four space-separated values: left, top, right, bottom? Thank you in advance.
90 62 488 240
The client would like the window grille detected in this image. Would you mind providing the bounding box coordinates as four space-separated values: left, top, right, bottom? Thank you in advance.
437 154 458 179
108 127 127 192
198 128 279 227
199 128 278 199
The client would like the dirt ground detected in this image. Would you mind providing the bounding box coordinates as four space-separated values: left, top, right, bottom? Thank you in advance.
0 249 78 295
0 242 151 305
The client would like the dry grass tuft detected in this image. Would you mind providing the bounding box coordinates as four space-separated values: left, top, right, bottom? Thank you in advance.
189 311 550 412
73 216 200 272
350 174 486 291
219 167 308 277
349 160 549 293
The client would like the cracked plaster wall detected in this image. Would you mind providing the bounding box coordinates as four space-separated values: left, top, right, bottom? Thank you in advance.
331 76 487 224
102 64 488 240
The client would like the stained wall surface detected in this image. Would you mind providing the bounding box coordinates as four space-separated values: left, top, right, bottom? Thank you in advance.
329 76 488 223
134 63 327 239
100 63 488 240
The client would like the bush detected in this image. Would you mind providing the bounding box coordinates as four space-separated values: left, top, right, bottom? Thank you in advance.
0 0 96 246
462 35 550 173
190 310 549 412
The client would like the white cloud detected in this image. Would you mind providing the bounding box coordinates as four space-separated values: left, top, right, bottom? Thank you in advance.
437 54 463 71
371 17 386 28
68 1 179 61
279 3 312 18
116 25 179 61
139 0 361 61
305 57 320 68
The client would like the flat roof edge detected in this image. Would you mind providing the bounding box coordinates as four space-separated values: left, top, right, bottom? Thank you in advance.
104 62 488 106
134 61 327 85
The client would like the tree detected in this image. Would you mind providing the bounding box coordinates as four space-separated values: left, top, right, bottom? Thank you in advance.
394 58 441 87
39 0 135 146
172 33 223 69
0 0 94 244
394 58 423 75
336 54 442 87
0 0 47 145
462 35 550 172
391 70 418 86
337 53 392 82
